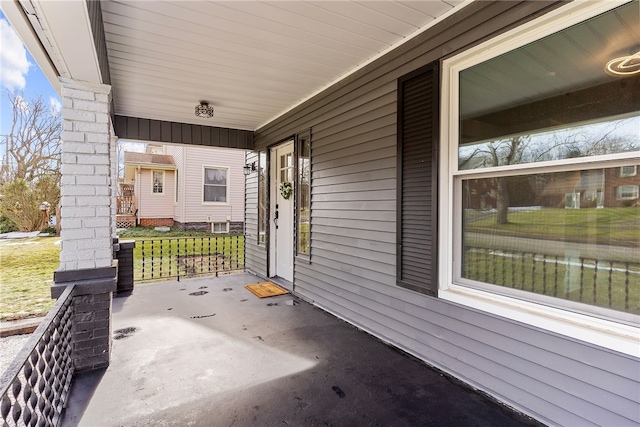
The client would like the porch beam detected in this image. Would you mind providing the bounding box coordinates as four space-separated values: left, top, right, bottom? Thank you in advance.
114 115 254 150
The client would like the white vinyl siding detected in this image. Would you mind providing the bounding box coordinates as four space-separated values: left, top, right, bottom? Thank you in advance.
165 145 245 224
138 169 175 218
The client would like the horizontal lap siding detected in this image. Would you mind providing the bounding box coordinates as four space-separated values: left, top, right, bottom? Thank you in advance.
244 151 267 277
247 1 640 425
182 147 245 223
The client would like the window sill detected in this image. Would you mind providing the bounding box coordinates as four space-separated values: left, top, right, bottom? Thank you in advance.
201 202 230 206
439 284 639 358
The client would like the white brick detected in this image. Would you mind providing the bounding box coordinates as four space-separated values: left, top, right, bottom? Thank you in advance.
60 261 78 271
74 100 108 113
83 217 110 228
77 239 108 250
63 142 95 154
62 87 95 101
76 195 110 206
63 98 73 109
76 154 109 165
61 153 77 164
61 218 82 229
86 133 109 144
61 175 76 185
95 93 109 103
95 112 109 123
61 131 86 142
63 207 96 217
75 122 108 133
94 228 112 238
94 165 110 176
64 229 95 240
63 109 95 122
96 207 111 217
95 186 110 196
62 164 94 175
63 121 74 131
63 185 94 196
77 259 98 270
82 175 109 186
59 194 75 205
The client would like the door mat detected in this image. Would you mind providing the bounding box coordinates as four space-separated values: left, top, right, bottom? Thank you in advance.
244 282 289 298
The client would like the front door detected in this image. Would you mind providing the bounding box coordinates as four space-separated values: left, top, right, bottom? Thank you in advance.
269 142 294 284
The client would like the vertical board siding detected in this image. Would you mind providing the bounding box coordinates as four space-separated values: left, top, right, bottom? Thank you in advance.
244 1 640 425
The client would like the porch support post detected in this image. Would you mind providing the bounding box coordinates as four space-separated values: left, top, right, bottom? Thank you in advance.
52 77 117 371
111 135 119 238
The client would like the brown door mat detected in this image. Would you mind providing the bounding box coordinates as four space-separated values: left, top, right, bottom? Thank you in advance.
244 282 289 298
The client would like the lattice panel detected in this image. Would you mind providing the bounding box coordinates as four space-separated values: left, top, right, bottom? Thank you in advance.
0 287 74 427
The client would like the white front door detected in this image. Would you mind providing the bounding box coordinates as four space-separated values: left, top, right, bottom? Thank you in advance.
270 142 294 283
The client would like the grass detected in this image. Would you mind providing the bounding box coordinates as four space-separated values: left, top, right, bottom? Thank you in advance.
0 237 60 321
466 207 640 246
463 248 639 315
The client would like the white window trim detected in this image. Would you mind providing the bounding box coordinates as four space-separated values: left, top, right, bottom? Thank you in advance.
620 165 637 177
202 165 230 205
212 221 229 233
151 170 165 195
617 185 639 200
439 0 639 357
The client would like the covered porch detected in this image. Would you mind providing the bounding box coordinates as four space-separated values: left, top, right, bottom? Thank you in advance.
60 273 537 427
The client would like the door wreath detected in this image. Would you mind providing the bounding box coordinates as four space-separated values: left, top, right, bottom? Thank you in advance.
279 181 293 200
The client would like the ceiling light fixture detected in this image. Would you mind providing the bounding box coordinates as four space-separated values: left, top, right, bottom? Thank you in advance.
605 51 640 76
195 101 214 118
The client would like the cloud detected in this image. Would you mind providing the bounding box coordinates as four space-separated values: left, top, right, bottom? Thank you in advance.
49 97 62 115
0 18 31 92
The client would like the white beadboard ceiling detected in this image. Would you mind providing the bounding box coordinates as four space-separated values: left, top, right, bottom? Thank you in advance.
99 0 465 131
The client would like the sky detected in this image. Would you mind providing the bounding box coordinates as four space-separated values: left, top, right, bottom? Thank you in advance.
0 9 145 164
0 10 61 138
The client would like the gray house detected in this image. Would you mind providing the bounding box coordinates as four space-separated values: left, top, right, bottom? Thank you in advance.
4 1 638 425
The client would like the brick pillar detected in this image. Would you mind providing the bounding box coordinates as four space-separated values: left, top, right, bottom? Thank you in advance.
52 78 117 371
110 135 119 238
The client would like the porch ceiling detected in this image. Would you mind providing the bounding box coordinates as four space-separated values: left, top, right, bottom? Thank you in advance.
100 0 464 131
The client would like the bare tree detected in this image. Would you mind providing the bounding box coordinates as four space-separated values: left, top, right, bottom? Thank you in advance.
1 92 62 184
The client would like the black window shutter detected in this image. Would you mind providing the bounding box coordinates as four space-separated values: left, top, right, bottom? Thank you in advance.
397 63 439 296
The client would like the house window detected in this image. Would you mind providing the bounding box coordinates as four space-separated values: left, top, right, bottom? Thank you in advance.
397 63 439 296
443 1 639 324
258 151 267 245
297 131 311 256
203 167 228 203
152 171 164 194
212 222 228 233
620 165 637 177
617 185 639 200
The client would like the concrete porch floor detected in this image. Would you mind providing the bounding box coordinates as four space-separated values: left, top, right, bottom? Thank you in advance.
61 273 541 427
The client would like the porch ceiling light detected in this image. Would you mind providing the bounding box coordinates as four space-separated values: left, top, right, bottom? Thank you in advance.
605 50 640 76
195 101 214 118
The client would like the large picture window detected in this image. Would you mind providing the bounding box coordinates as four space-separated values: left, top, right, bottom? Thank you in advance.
444 1 639 323
203 167 228 203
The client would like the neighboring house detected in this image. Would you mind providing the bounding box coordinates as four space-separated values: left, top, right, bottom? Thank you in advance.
121 145 244 232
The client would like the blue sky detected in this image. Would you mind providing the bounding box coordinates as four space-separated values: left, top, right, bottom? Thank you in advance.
0 9 60 137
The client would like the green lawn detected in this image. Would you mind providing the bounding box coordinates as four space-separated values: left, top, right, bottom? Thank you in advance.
466 208 640 246
0 237 60 321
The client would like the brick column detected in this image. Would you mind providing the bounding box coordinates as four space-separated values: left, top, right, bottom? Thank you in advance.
110 135 118 238
52 78 117 371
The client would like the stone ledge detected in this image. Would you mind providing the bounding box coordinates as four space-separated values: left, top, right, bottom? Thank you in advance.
52 276 117 299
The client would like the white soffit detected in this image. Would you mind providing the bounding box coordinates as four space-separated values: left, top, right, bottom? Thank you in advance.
100 0 467 130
